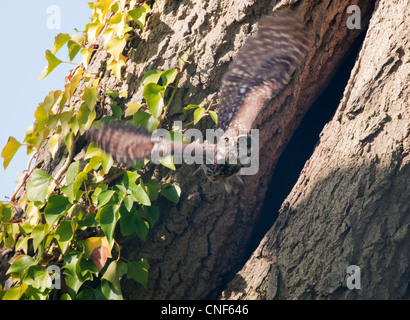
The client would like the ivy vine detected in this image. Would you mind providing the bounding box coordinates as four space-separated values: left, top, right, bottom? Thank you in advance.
0 0 216 300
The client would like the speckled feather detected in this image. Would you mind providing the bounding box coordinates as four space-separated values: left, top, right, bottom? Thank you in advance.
86 122 157 164
217 11 307 133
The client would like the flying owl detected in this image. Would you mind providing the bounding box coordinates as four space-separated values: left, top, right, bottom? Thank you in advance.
86 10 307 189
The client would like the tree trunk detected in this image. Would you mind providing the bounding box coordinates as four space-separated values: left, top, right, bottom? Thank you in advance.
1 0 391 300
223 0 410 300
118 0 375 299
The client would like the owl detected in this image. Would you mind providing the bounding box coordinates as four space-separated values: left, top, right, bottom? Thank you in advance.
86 10 307 190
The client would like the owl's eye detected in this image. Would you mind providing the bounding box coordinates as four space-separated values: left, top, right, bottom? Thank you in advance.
224 137 229 142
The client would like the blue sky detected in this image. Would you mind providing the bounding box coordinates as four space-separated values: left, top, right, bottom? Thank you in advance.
0 1 91 201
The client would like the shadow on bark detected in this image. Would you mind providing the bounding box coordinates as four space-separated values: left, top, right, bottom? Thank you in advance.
222 160 410 299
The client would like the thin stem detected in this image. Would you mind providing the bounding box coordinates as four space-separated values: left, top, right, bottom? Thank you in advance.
162 73 181 119
114 239 121 262
9 152 38 204
63 61 79 66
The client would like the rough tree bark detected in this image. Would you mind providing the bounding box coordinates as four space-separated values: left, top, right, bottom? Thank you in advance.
223 0 410 300
1 0 391 300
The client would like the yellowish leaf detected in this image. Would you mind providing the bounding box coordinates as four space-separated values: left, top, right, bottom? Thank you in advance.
49 134 61 159
80 48 93 68
64 69 84 99
106 37 127 62
124 101 141 117
107 54 127 80
1 137 21 170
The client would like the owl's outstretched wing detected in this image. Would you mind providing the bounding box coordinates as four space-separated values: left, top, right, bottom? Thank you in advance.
217 11 307 136
86 122 210 164
86 11 307 168
86 122 164 164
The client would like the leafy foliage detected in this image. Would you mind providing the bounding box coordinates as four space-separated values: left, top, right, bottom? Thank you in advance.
0 0 215 300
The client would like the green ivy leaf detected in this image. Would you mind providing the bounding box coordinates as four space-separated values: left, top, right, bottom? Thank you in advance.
122 194 133 212
100 151 114 174
38 50 63 80
110 12 124 24
137 205 160 227
34 107 47 126
30 223 48 252
131 184 151 206
63 177 85 204
122 171 140 189
106 37 127 62
124 101 141 117
26 202 40 225
65 133 75 157
27 169 52 202
67 33 86 61
62 252 84 299
77 102 96 131
82 86 99 111
96 205 120 245
15 236 29 254
105 90 119 99
84 142 103 159
86 22 103 45
209 110 218 124
0 202 13 223
77 252 99 281
128 4 151 29
161 184 181 204
66 162 80 185
55 220 74 253
91 183 108 207
80 48 93 68
107 55 127 80
143 83 165 119
75 288 97 300
101 260 127 294
64 70 83 100
100 279 123 300
8 255 37 276
83 155 101 174
68 114 80 134
110 102 123 119
44 195 71 226
18 222 33 237
145 179 161 201
51 33 71 54
97 190 116 208
1 284 28 300
23 265 52 292
182 102 203 116
158 155 176 170
119 207 149 240
132 110 160 132
193 107 205 125
49 133 61 159
141 69 163 85
126 259 149 288
3 223 19 250
1 136 21 170
161 69 178 87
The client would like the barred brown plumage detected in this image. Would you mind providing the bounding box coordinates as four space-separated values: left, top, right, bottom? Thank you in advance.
86 10 307 190
86 122 156 164
217 10 307 136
